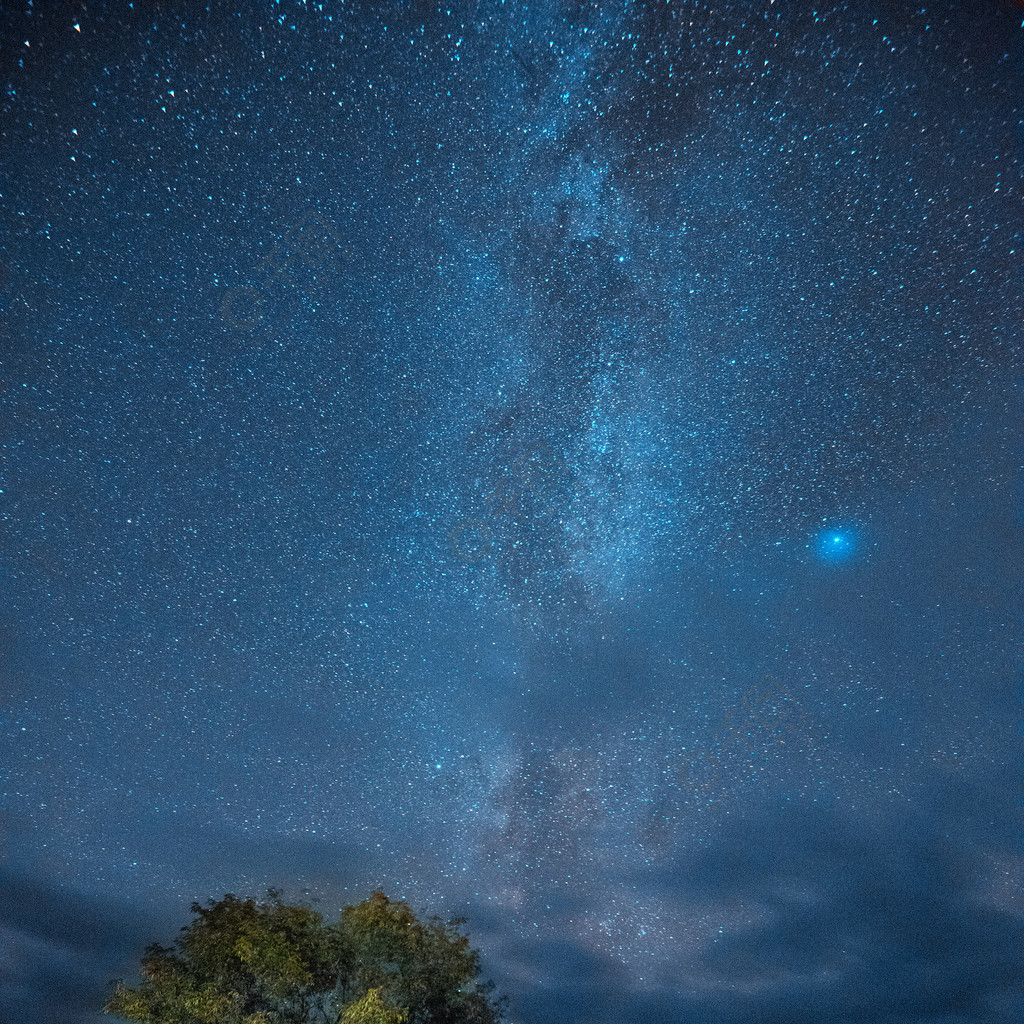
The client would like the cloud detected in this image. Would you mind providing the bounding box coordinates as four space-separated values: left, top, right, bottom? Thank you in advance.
0 867 169 1024
478 797 1022 1024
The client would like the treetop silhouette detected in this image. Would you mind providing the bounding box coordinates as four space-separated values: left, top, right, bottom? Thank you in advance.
103 889 508 1024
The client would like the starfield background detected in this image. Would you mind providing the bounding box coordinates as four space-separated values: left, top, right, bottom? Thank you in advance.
1 2 1022 1022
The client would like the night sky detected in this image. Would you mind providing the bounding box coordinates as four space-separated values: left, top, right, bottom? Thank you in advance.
1 2 1022 1022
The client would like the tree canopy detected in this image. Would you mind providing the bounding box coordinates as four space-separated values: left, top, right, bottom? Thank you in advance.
103 889 508 1024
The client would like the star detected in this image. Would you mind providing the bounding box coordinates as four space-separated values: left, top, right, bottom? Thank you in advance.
815 526 858 563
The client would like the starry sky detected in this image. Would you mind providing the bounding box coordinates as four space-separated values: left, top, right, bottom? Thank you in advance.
1 2 1022 1022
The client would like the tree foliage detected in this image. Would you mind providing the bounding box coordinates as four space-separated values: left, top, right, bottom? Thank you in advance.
338 988 408 1024
103 890 508 1024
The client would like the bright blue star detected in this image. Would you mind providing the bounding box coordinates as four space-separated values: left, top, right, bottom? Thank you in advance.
814 526 859 563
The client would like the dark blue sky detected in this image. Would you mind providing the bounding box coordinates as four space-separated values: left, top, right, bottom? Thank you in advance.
1 2 1021 1022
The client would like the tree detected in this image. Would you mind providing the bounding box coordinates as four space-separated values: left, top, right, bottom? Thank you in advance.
103 890 508 1024
339 988 407 1024
337 892 506 1024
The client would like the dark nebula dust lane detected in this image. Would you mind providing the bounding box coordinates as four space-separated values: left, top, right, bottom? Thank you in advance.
0 2 1021 1022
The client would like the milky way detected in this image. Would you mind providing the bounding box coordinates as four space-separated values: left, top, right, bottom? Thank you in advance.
1 2 1021 1022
